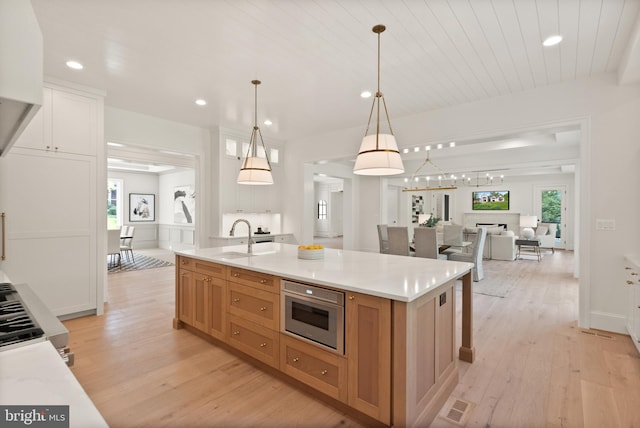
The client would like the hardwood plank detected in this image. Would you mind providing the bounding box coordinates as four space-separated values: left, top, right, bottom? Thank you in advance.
63 249 640 427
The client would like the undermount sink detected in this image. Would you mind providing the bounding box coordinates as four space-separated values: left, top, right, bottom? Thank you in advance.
215 250 275 260
215 251 251 259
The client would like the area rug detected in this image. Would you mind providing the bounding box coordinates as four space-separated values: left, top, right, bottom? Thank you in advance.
108 254 174 273
458 275 516 298
456 260 520 298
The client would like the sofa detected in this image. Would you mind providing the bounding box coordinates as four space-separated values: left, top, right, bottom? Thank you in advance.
463 225 517 261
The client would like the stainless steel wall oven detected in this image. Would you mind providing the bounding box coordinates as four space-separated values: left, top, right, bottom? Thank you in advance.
281 279 344 354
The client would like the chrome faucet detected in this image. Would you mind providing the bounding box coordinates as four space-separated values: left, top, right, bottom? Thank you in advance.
229 218 253 254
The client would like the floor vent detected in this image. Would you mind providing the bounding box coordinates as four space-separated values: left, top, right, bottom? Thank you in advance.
439 397 474 426
580 329 614 340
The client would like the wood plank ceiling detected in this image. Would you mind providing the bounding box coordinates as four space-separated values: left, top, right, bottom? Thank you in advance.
32 0 640 163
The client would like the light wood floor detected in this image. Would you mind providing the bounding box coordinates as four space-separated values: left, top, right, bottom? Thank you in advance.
64 249 640 427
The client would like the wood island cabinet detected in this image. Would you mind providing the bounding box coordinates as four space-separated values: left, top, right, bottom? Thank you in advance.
345 291 392 424
280 333 347 401
175 256 226 339
174 254 463 427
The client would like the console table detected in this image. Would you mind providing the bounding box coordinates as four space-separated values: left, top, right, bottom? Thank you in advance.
515 238 541 261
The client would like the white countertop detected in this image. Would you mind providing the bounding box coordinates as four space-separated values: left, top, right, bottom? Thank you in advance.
176 243 473 302
0 341 108 427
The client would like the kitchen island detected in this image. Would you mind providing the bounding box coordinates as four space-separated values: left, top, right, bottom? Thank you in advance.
173 243 474 427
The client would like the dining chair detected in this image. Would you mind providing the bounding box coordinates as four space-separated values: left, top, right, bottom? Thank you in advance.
443 224 464 246
107 229 122 267
448 227 487 281
414 227 447 260
377 224 390 254
386 226 410 256
120 226 135 263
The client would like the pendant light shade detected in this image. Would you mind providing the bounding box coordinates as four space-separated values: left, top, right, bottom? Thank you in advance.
238 80 273 185
354 24 404 176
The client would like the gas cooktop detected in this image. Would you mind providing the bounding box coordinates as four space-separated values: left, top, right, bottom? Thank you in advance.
0 283 45 349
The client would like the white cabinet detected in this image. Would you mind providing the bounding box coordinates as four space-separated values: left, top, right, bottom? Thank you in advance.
0 83 103 317
15 87 98 156
625 255 640 354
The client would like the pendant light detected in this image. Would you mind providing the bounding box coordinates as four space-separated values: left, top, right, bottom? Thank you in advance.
353 24 404 176
237 79 273 185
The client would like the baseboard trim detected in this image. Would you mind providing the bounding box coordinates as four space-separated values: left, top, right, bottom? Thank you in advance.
589 310 627 334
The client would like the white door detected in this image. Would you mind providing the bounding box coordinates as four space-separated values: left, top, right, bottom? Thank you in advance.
535 186 566 250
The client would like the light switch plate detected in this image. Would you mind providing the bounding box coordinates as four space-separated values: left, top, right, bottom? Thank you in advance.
595 219 616 230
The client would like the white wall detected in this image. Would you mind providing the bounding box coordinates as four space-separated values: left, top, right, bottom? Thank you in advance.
284 73 640 334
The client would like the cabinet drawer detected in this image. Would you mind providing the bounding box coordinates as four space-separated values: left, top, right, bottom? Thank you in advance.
193 259 226 279
227 282 279 330
227 267 276 292
280 334 347 401
177 256 193 270
227 314 279 368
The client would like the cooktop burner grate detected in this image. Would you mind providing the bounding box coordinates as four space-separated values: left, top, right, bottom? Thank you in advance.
0 287 46 348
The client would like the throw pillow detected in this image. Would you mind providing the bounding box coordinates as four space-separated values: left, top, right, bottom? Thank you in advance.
535 225 548 236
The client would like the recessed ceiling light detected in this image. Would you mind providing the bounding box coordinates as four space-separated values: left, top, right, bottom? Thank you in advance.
436 143 443 149
263 119 272 126
360 91 372 98
66 60 83 70
449 141 456 148
413 147 420 152
402 148 409 154
543 35 562 47
195 99 207 106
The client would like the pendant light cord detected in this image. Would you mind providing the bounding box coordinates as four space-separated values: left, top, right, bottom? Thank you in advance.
363 26 394 144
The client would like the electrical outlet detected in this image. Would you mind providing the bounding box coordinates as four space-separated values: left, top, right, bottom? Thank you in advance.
439 292 446 306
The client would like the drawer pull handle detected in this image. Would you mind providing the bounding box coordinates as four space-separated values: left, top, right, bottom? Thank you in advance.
349 296 355 300
625 267 632 270
293 357 299 362
259 306 267 311
233 298 240 302
232 330 240 335
632 272 638 276
181 260 187 264
259 343 267 348
321 370 328 375
233 273 240 277
260 279 267 284
627 280 635 285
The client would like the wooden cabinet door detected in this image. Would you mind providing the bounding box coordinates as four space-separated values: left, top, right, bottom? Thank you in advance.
177 269 194 325
192 273 210 332
346 291 391 424
209 276 226 340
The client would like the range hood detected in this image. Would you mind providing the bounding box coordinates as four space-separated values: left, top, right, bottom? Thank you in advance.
0 0 43 157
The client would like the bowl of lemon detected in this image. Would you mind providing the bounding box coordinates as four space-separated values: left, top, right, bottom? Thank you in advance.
297 244 324 260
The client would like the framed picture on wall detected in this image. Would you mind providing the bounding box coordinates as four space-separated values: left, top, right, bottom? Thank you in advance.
129 193 155 222
174 185 195 224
